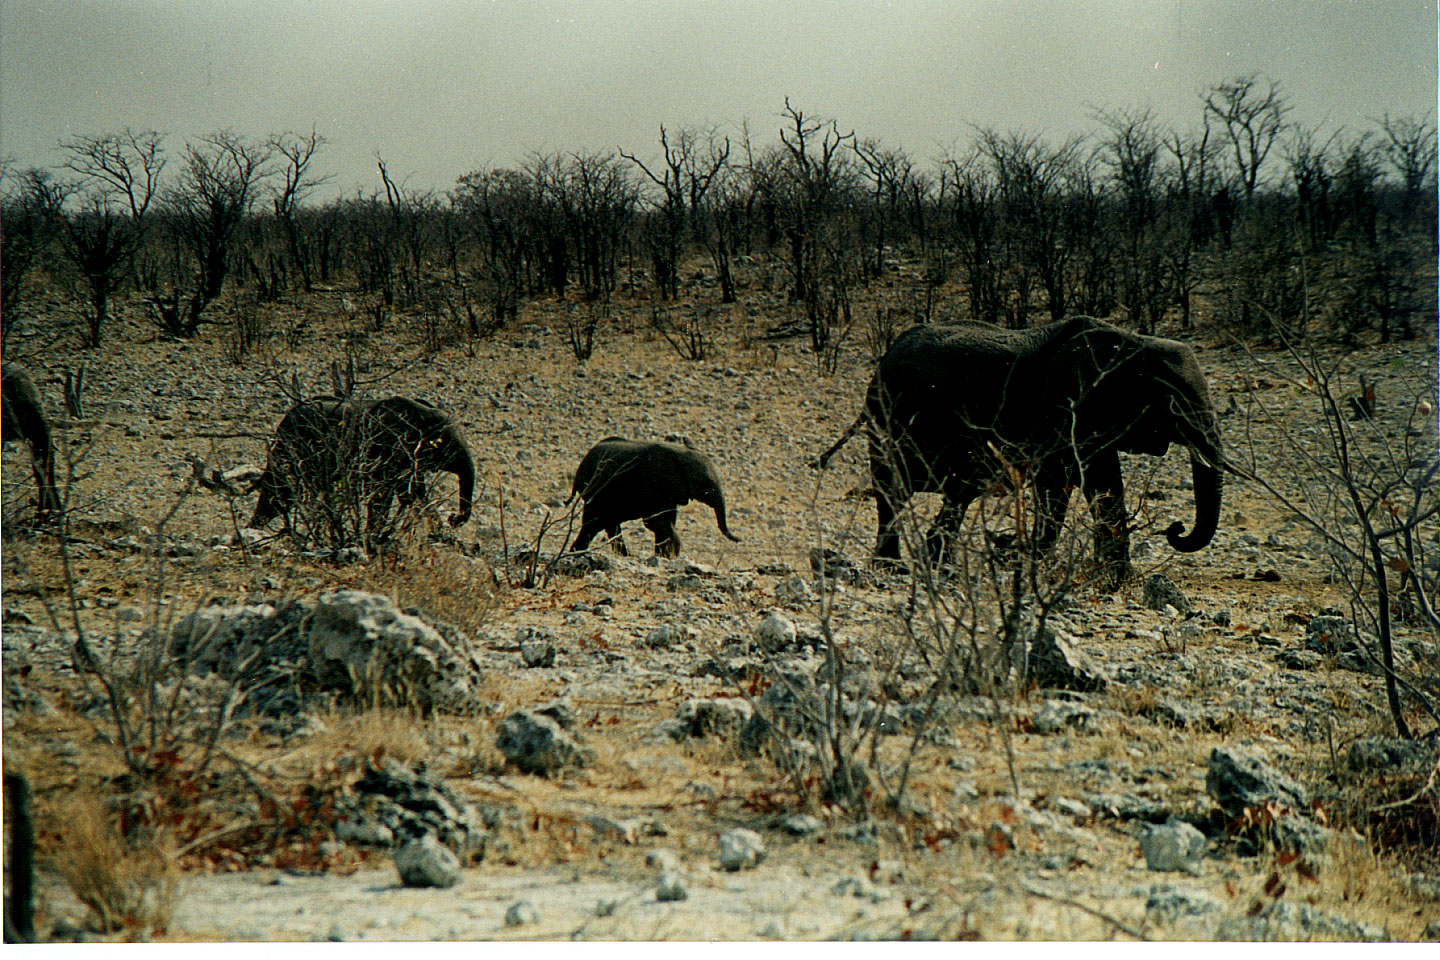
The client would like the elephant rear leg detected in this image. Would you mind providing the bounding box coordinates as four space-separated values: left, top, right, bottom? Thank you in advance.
923 496 968 567
644 509 680 557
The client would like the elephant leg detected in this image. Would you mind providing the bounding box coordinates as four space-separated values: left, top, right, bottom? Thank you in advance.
606 525 629 556
924 496 967 567
870 449 906 562
1031 468 1073 555
645 509 680 557
1081 450 1131 587
570 511 605 553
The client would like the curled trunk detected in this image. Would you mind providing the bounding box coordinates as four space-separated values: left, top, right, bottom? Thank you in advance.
1165 450 1222 552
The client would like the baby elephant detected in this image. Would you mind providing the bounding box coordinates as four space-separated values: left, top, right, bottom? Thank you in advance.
568 437 740 557
248 395 475 535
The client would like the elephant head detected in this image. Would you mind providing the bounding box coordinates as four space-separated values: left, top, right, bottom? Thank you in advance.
2 366 62 519
355 397 476 529
1074 328 1223 556
678 442 741 544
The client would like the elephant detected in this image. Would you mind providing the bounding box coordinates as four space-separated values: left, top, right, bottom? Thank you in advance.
817 317 1223 586
568 437 741 557
1 366 61 519
248 395 475 536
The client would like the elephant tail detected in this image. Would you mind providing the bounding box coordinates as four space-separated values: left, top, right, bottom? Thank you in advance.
816 412 867 470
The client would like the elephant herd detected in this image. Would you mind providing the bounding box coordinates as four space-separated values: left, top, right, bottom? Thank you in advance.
3 317 1224 584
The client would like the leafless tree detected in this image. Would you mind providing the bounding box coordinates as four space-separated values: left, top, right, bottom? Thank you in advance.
155 131 273 337
266 127 331 292
0 165 66 348
622 124 729 300
1378 113 1438 205
56 129 166 345
1203 74 1290 199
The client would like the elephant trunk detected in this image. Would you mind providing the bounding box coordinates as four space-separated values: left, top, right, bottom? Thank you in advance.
1165 448 1222 552
701 488 741 543
449 446 475 528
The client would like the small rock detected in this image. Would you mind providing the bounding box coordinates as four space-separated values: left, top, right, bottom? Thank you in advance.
1143 574 1191 615
774 576 815 606
1027 625 1110 692
778 813 823 836
520 639 556 668
1032 700 1098 735
656 872 689 902
496 709 592 776
717 828 766 871
645 848 680 872
1205 746 1307 818
1140 819 1207 874
504 901 539 927
756 611 797 651
645 623 698 649
393 834 461 888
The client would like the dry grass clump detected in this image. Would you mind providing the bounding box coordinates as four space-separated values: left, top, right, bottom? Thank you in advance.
348 529 504 638
48 794 178 936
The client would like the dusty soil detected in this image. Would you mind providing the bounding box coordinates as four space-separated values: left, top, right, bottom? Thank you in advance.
2 278 1437 942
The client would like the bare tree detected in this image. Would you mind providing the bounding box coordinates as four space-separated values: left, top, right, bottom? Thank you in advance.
56 129 166 345
1378 112 1438 205
1096 108 1167 332
266 127 331 292
622 124 729 300
0 165 66 349
1203 74 1290 199
155 131 272 337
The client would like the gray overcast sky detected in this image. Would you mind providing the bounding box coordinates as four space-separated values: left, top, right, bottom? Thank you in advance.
1 0 1435 199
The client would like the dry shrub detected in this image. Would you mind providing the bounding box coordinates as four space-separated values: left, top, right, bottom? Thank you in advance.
49 794 178 935
355 532 502 639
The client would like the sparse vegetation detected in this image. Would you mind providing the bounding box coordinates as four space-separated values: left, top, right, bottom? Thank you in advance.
2 85 1436 942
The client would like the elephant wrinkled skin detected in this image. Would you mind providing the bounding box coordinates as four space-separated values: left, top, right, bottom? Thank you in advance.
568 437 741 557
818 317 1223 586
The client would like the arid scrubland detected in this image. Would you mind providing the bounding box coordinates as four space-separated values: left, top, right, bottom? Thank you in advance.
2 89 1437 941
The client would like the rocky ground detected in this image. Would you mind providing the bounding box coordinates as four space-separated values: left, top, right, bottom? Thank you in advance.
2 278 1437 942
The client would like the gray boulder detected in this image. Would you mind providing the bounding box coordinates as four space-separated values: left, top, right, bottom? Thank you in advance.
1143 574 1192 615
1140 819 1207 874
1027 626 1110 692
308 590 485 713
1206 746 1308 817
717 828 766 871
497 709 593 776
393 834 461 888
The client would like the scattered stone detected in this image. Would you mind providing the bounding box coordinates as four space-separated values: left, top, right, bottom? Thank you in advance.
644 623 698 649
717 828 766 871
655 872 689 902
1032 699 1098 735
774 576 815 606
1050 797 1092 821
504 901 538 927
1027 626 1110 692
777 813 823 836
756 611 797 651
1085 791 1167 822
667 697 754 740
1140 819 1207 874
341 758 488 857
1274 648 1323 670
1205 746 1308 818
1215 901 1387 942
393 834 461 889
496 709 593 776
1144 885 1224 925
1143 574 1192 615
1347 737 1435 774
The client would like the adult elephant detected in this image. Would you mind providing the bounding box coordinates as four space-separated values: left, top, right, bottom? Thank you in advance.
1 366 61 519
248 396 475 536
817 317 1223 586
568 437 741 557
